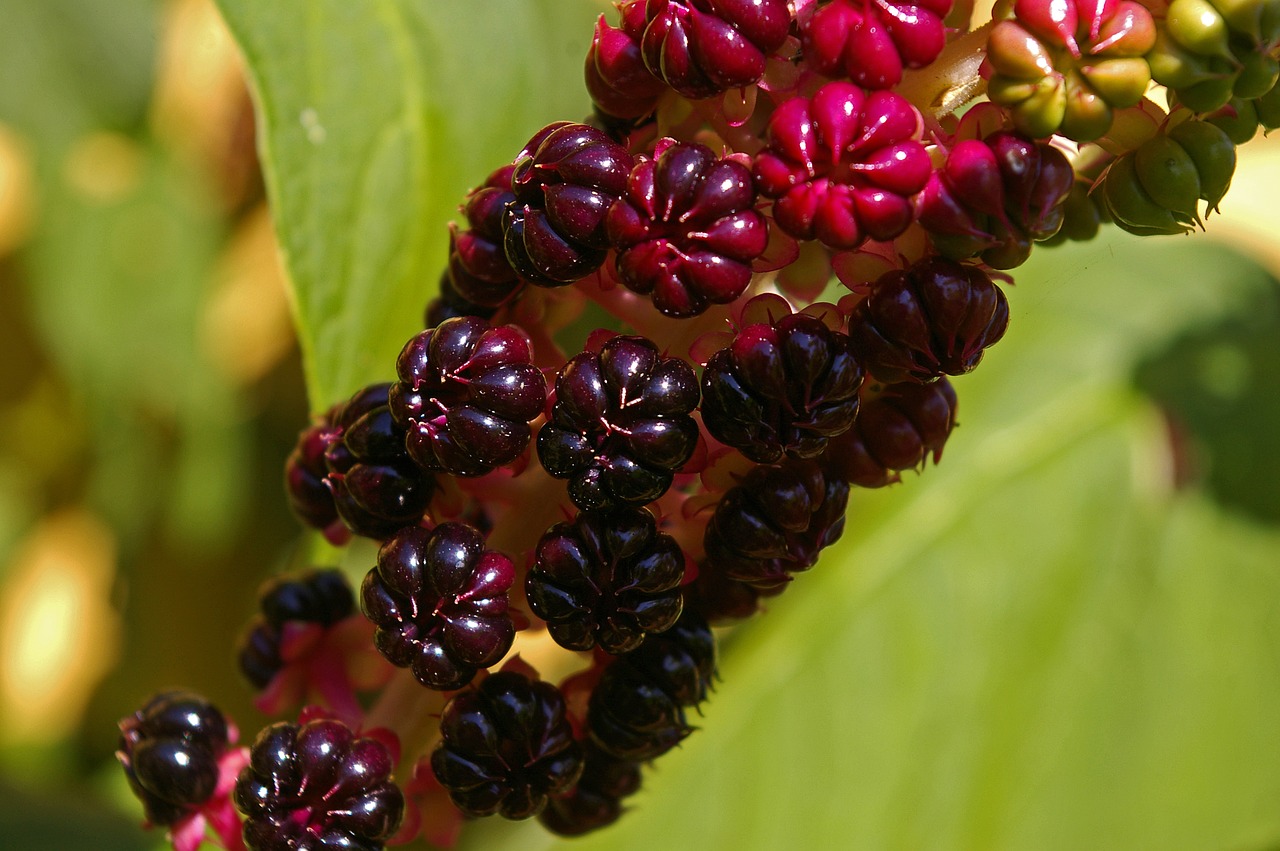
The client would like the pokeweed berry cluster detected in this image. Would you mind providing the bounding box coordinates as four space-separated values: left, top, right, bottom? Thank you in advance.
121 0 1279 847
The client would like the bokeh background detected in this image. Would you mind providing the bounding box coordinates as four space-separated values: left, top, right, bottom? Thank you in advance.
2 1 1280 849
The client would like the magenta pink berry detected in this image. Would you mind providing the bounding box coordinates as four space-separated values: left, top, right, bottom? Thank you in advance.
607 139 768 317
586 9 667 120
754 82 931 250
800 0 953 90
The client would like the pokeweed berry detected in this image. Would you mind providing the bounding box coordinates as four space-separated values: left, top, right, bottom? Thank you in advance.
446 165 523 309
118 691 231 828
537 335 699 511
800 0 953 90
504 122 633 286
539 743 642 836
233 718 403 850
702 459 850 588
586 6 667 120
918 131 1075 269
361 522 516 691
426 270 499 327
238 568 355 689
700 311 863 464
983 0 1156 140
753 82 931 250
1148 0 1280 112
847 258 1010 385
607 138 768 317
527 506 685 654
823 378 959 488
587 611 717 761
389 317 547 477
431 670 584 820
632 0 792 99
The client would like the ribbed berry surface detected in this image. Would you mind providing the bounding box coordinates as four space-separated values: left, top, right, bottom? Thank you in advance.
527 506 685 654
238 568 355 689
504 123 633 286
446 165 523 309
586 7 667 120
587 612 716 761
538 335 699 511
431 670 584 820
847 258 1010 384
361 522 516 691
635 0 792 99
539 743 642 836
701 313 863 464
607 139 768 317
284 412 341 534
801 0 952 89
117 691 229 827
426 271 499 327
918 132 1074 269
389 317 547 477
233 718 403 851
753 82 930 249
702 459 850 588
824 378 959 488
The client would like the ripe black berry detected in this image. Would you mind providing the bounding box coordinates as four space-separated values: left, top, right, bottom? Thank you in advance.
361 522 516 690
588 611 716 761
526 506 685 654
431 670 584 820
824 378 959 488
701 313 863 463
117 691 230 827
237 568 355 689
537 335 699 511
233 718 403 850
702 459 850 588
447 165 524 308
389 317 547 477
539 743 642 836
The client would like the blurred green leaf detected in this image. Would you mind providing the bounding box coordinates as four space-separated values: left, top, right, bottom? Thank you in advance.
215 0 605 409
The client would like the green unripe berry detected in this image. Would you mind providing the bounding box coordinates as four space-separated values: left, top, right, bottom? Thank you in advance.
1232 49 1280 98
1147 29 1220 89
1167 0 1234 58
1207 96 1261 142
1167 119 1237 209
1179 74 1240 112
1133 136 1203 218
1254 80 1280 128
1102 155 1192 234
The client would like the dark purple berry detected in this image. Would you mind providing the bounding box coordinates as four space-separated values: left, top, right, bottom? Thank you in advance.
635 0 792 99
587 612 716 761
537 335 699 511
702 459 850 588
527 506 685 654
447 165 524 308
701 313 863 464
361 522 516 691
426 271 499 328
846 258 1010 385
233 718 403 850
682 559 785 624
539 743 642 836
586 8 667 120
284 412 342 535
430 670 584 820
607 139 768 317
117 691 230 827
238 568 355 690
389 317 547 477
753 83 930 250
503 123 634 286
824 378 959 487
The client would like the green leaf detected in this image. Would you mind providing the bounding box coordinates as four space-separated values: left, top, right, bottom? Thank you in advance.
215 0 606 409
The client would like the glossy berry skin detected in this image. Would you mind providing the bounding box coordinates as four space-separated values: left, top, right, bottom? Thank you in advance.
361 522 516 691
586 6 667 120
447 165 523 308
824 378 959 488
284 412 341 535
117 691 230 827
431 671 584 820
238 568 355 689
918 132 1074 269
607 139 768 317
527 506 685 654
702 459 850 588
588 611 717 761
754 82 930 250
632 0 793 99
503 123 634 286
539 743 642 837
425 271 498 327
538 335 699 511
389 317 547 477
847 258 1010 385
701 313 863 464
233 718 403 851
801 0 952 90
